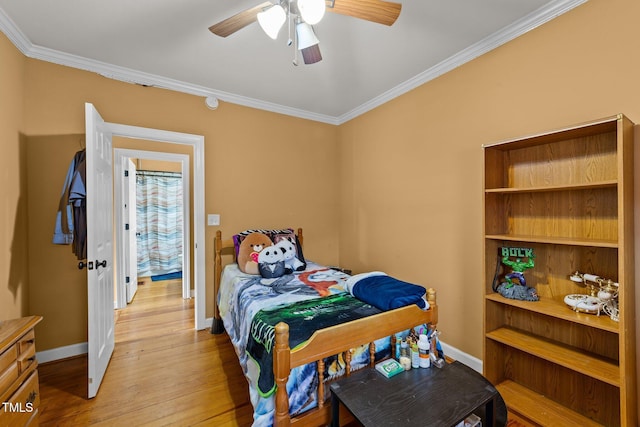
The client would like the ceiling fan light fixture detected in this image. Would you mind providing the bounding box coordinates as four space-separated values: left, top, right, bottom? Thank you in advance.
298 0 326 25
301 44 322 64
296 21 319 50
296 22 322 64
257 5 286 39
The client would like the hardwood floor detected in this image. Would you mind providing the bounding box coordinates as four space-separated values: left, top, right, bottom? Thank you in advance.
38 278 254 426
39 278 533 426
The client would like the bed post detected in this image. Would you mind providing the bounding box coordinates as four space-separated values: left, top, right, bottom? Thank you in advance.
211 230 225 334
296 228 303 247
274 322 291 427
427 287 438 327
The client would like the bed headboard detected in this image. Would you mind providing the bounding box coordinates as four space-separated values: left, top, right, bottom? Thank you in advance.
211 228 304 334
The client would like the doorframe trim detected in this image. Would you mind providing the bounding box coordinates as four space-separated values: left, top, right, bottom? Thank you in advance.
108 123 206 330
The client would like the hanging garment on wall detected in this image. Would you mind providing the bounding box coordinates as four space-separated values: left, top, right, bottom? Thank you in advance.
53 150 85 246
52 149 87 260
69 156 87 260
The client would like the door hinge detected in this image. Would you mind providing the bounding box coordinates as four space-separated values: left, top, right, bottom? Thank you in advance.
124 170 129 177
125 223 129 230
126 276 130 283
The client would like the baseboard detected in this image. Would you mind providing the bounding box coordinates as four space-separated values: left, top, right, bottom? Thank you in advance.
440 341 483 373
37 342 88 364
38 320 215 364
35 327 482 374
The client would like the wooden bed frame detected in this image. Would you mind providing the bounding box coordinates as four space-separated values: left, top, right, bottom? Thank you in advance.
213 228 438 426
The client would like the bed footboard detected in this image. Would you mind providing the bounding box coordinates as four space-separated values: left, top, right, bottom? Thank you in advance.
273 288 438 426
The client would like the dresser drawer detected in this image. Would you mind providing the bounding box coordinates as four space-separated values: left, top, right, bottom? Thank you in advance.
0 343 18 375
17 340 36 375
17 330 35 354
0 361 19 397
0 370 39 427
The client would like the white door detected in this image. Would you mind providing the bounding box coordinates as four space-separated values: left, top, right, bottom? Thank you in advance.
85 103 115 399
125 159 138 303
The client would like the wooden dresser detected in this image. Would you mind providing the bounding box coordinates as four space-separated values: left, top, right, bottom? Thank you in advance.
0 316 43 427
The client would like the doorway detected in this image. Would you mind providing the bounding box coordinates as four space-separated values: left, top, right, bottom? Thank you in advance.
114 149 191 308
108 123 206 330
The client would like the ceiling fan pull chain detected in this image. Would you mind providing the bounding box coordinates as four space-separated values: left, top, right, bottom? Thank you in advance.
287 0 293 46
292 16 299 66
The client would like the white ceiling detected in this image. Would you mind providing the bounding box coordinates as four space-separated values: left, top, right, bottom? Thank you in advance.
0 0 586 124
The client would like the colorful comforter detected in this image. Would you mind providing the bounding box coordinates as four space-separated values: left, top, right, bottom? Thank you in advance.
217 262 391 427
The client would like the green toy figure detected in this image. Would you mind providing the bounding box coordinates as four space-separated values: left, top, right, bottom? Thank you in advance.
502 255 535 287
495 247 539 301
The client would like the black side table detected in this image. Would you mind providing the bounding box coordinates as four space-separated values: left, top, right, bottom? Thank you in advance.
329 361 506 427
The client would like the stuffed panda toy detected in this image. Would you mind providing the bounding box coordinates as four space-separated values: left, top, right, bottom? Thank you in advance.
258 246 286 279
276 239 305 274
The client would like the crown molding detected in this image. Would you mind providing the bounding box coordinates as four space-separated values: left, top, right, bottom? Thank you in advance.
1 0 586 126
337 0 588 124
0 5 30 53
0 6 338 125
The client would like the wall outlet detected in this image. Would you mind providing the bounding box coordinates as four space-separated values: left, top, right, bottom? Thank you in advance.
207 214 220 226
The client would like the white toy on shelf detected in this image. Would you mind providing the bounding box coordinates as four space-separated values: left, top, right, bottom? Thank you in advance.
565 271 619 321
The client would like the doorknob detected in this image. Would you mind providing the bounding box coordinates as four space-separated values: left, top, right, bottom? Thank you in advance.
79 261 94 270
96 260 107 269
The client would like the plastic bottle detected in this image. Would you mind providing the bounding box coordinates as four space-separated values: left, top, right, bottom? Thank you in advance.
411 342 420 369
400 339 409 359
398 339 410 370
418 334 430 368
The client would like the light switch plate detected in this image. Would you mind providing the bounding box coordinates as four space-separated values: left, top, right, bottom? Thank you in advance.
207 214 220 226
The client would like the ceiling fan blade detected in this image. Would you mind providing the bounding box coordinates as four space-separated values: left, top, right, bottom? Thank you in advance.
209 1 273 37
327 0 402 26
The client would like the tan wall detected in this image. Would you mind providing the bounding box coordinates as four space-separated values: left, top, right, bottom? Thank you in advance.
135 159 182 173
21 57 340 350
0 33 28 321
338 0 640 359
26 134 88 348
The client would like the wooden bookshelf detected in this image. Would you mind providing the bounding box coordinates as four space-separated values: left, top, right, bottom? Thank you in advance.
482 114 637 426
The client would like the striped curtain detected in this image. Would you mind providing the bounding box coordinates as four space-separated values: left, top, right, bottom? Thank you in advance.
136 170 183 277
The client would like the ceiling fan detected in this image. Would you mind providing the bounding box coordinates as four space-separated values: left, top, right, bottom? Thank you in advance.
209 0 402 65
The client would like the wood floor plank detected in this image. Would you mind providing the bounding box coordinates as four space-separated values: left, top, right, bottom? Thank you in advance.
38 278 253 426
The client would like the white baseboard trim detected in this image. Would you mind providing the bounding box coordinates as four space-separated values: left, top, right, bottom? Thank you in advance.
441 341 483 373
35 327 482 374
37 342 88 364
38 320 214 364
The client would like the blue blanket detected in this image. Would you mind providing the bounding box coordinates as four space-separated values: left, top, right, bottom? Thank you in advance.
345 272 427 311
